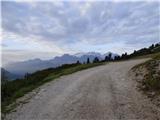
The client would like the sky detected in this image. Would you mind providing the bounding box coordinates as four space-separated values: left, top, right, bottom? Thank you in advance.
1 0 160 65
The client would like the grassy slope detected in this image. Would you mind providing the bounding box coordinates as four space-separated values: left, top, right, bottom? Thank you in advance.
142 53 160 91
2 62 105 114
44 63 104 81
132 52 160 60
132 52 160 95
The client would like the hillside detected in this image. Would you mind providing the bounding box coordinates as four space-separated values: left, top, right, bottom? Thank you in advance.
131 53 160 106
114 43 160 60
1 68 21 82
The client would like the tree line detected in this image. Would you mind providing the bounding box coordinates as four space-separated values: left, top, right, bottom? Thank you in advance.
77 43 160 64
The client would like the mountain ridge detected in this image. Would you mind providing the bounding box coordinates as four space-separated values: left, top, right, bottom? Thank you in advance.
4 52 119 77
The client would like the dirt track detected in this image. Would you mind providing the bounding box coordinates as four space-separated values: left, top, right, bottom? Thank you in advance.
5 59 160 120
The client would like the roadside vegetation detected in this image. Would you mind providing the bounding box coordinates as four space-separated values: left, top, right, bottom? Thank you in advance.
132 52 160 98
141 53 160 92
1 62 104 114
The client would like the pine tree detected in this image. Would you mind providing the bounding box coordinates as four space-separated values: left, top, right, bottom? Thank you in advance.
76 60 80 64
108 53 112 61
87 58 90 64
93 57 99 63
105 56 109 61
149 44 154 49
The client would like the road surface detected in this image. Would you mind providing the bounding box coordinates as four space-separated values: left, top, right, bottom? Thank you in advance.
5 59 160 120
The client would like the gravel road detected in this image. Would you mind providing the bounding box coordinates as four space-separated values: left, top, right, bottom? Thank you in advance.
5 59 160 120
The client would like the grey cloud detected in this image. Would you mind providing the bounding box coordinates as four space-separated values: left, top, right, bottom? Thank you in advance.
2 1 160 47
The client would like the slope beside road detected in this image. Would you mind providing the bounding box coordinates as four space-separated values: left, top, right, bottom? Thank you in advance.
5 59 160 120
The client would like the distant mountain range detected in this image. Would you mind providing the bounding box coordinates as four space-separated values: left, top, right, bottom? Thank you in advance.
1 68 22 81
4 52 119 78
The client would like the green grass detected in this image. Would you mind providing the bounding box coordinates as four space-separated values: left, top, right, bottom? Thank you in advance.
132 52 160 69
143 53 160 91
131 52 160 60
44 63 104 81
1 62 105 114
152 52 160 60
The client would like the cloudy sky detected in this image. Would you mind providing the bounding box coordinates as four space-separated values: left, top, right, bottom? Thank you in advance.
1 0 160 65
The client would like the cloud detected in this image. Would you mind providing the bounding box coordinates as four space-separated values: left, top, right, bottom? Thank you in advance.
2 49 60 66
1 1 160 64
2 31 64 53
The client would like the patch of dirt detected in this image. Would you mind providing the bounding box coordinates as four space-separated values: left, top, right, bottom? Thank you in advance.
131 59 160 107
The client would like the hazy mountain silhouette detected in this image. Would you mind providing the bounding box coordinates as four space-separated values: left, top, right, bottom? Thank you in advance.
4 52 119 76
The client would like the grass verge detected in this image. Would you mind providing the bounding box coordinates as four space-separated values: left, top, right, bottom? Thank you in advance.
132 52 160 95
132 52 160 60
